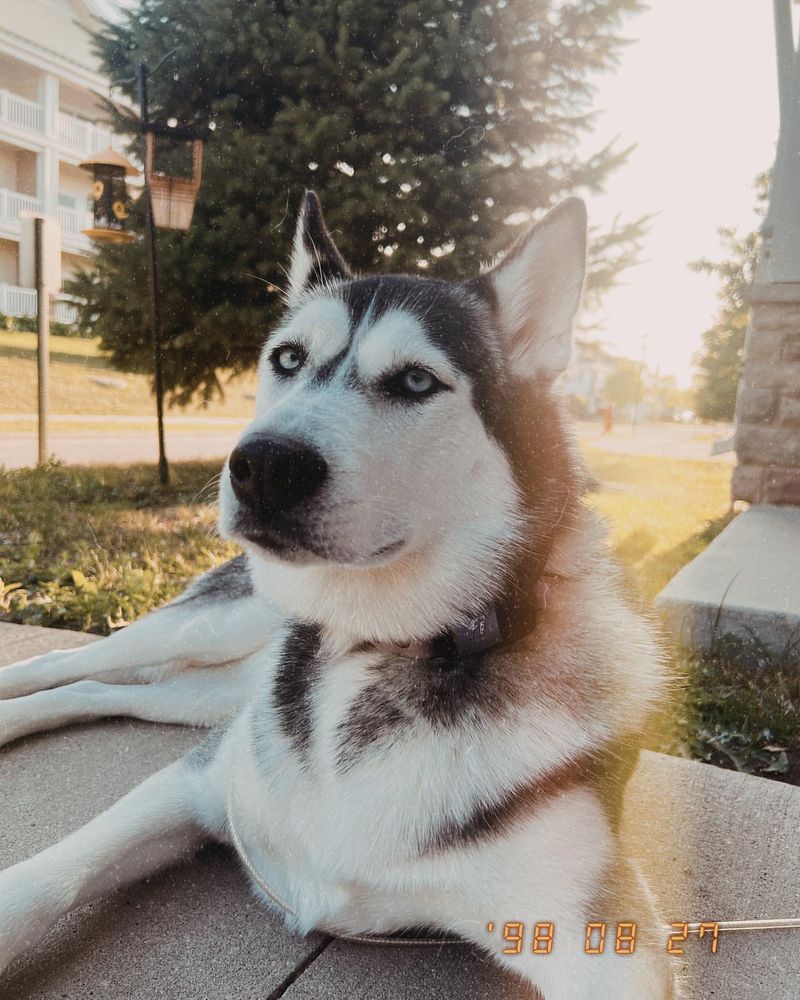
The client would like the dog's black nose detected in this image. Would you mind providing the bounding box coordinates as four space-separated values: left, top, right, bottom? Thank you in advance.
229 435 328 514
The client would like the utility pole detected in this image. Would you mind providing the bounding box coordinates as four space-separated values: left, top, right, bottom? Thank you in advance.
137 61 169 486
34 216 50 465
631 333 647 434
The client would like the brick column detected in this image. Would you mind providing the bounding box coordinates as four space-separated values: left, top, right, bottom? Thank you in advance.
733 283 800 504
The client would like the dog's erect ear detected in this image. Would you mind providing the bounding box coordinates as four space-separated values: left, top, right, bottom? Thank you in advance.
476 198 587 380
286 190 352 307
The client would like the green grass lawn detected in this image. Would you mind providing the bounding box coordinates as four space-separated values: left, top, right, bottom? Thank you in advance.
0 331 258 418
582 447 734 601
2 450 733 633
1 453 797 784
0 462 236 633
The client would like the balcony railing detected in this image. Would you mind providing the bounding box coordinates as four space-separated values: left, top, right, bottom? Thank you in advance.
0 284 80 325
0 283 36 318
0 89 45 134
57 112 129 158
54 298 80 324
0 88 130 159
58 204 92 240
0 188 41 229
0 190 92 246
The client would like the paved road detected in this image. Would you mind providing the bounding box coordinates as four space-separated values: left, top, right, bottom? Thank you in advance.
0 413 249 426
0 428 243 469
577 421 736 463
0 420 735 470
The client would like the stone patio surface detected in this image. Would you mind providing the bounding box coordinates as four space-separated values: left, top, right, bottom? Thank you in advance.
2 622 800 998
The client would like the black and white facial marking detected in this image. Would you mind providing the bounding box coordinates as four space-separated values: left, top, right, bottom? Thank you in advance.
219 191 588 642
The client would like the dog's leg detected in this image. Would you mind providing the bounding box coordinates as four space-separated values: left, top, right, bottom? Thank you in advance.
427 795 678 1000
0 577 279 700
450 894 677 1000
0 756 216 973
0 654 262 747
465 917 676 1000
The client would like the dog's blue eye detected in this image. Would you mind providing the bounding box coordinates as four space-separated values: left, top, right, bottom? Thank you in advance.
272 345 306 375
382 366 445 401
402 369 434 393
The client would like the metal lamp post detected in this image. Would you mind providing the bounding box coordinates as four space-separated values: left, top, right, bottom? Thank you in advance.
137 61 205 486
88 56 206 486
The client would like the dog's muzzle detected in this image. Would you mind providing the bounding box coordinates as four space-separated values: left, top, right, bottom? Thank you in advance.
228 434 328 523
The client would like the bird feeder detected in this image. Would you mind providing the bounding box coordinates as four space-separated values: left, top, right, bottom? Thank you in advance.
145 130 203 231
78 146 140 244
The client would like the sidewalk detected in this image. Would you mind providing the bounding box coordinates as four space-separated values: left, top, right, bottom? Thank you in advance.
1 419 734 470
0 414 250 425
0 425 245 469
2 623 800 998
578 421 736 463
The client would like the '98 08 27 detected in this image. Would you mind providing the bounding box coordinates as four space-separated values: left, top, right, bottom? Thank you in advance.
485 920 720 956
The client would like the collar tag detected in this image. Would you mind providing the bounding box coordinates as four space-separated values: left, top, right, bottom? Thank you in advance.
450 606 502 656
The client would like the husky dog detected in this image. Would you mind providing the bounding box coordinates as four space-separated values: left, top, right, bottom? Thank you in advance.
0 192 677 998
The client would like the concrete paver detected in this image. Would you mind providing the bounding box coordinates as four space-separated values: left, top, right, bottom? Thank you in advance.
0 627 327 1000
282 939 527 999
2 623 800 998
623 751 800 1000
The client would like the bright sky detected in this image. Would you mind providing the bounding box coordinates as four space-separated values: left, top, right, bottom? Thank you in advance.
581 0 785 387
100 0 781 392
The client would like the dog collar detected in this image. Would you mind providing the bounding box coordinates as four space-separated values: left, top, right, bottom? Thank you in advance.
369 576 553 661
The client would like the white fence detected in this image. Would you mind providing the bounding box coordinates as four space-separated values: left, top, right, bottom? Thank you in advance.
0 284 80 325
0 89 45 134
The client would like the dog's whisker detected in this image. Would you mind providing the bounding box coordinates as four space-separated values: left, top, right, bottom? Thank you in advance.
192 473 223 504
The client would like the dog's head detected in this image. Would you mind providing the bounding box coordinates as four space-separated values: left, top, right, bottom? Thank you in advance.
218 191 587 640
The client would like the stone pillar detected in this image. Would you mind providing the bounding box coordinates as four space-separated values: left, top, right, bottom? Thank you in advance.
733 283 800 504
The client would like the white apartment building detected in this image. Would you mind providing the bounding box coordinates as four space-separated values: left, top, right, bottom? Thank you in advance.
0 0 127 323
559 338 617 417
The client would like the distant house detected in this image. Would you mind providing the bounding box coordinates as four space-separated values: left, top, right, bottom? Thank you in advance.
558 338 617 417
0 0 129 324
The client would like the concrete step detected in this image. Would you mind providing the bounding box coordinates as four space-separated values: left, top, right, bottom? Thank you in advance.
656 504 800 655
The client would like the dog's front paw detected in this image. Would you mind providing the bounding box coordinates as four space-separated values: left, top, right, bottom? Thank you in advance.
0 696 40 748
0 648 77 700
0 862 64 974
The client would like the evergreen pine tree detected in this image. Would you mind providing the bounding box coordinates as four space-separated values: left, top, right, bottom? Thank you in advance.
72 0 646 403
